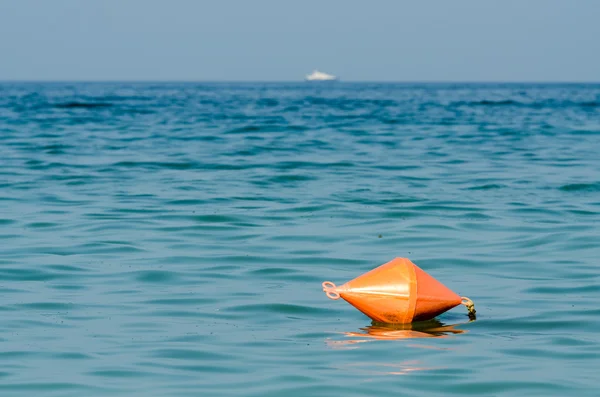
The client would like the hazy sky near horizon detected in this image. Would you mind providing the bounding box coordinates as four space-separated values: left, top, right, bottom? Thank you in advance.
1 0 599 82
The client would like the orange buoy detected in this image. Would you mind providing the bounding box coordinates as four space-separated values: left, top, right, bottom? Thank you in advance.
322 257 475 324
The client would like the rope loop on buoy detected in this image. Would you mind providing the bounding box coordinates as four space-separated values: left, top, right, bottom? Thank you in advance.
461 296 476 320
322 281 340 300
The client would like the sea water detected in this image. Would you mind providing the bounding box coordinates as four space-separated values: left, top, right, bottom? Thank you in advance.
1 82 599 396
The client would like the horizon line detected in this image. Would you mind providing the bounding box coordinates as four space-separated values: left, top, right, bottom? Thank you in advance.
1 79 600 84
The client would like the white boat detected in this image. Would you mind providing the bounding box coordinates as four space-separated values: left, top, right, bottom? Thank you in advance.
305 70 338 81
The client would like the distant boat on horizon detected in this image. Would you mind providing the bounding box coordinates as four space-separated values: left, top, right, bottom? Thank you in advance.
305 70 338 81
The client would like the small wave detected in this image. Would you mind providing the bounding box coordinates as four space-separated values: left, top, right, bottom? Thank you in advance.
268 174 316 184
454 99 600 108
135 270 180 283
304 96 397 108
476 99 521 106
54 102 113 109
569 129 600 136
256 98 279 107
112 161 200 170
228 125 262 133
455 99 522 107
224 303 333 316
225 124 306 134
466 184 506 191
559 183 600 192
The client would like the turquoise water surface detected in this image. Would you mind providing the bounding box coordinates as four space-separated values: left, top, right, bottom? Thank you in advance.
1 82 599 396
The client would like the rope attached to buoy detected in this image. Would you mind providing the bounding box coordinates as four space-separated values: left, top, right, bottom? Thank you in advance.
461 296 476 320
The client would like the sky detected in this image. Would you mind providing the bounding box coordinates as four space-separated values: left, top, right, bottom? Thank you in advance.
0 0 599 82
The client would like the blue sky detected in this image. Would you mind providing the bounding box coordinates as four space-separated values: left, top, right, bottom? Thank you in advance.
1 0 598 81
